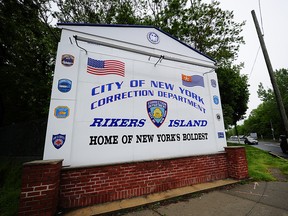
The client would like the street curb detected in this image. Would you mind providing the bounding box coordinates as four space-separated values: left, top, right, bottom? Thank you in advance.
268 151 288 160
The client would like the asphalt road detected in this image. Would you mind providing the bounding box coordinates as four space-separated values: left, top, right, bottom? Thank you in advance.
229 139 288 159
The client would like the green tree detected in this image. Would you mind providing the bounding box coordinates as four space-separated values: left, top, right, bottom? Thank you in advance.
0 0 59 125
141 0 245 65
216 64 249 128
53 0 142 24
1 0 249 127
242 68 288 139
243 102 279 139
52 0 245 65
52 0 249 127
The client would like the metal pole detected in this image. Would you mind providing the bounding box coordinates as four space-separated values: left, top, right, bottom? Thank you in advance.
251 10 288 136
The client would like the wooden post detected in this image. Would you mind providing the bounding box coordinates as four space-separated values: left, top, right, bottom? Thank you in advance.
251 10 288 136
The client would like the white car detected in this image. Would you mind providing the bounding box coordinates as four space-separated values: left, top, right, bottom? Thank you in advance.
244 137 258 145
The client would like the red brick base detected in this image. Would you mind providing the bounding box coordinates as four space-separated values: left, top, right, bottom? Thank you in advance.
18 160 63 216
18 147 248 213
60 153 229 209
225 146 249 179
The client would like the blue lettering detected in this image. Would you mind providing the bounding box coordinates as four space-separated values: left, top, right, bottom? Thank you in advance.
108 119 121 127
130 80 145 87
92 86 100 96
91 81 123 96
168 119 208 127
91 90 154 110
128 119 138 127
90 118 104 126
151 81 174 90
90 118 146 127
179 87 204 105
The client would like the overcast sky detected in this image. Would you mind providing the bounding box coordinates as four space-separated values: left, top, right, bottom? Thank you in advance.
215 0 288 118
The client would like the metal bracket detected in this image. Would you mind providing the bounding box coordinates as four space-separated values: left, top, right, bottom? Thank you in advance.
154 55 164 67
73 35 88 54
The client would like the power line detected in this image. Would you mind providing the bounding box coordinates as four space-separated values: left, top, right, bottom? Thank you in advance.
249 46 261 79
248 1 264 80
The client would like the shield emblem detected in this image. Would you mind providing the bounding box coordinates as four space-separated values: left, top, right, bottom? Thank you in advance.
147 100 167 128
58 79 72 93
52 134 66 149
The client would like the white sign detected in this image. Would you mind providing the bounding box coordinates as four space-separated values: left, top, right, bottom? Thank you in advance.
43 24 226 167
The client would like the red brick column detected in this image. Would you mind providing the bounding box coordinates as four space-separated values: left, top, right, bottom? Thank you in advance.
225 146 249 179
18 160 63 216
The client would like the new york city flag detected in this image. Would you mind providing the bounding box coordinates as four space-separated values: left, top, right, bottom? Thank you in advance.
182 74 204 87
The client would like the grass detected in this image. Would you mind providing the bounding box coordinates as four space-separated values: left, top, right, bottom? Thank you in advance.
228 142 288 181
0 145 287 215
0 158 23 216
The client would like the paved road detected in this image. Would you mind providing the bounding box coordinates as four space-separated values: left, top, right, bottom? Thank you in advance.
229 139 288 159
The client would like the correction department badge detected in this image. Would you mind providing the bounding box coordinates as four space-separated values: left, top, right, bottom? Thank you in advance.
147 32 160 44
218 132 225 138
147 100 167 128
213 95 219 105
52 134 66 149
211 79 217 88
54 106 70 118
58 79 72 93
61 54 74 66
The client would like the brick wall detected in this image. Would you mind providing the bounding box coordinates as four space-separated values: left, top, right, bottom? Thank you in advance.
225 146 249 179
18 160 63 216
18 147 249 213
60 153 229 209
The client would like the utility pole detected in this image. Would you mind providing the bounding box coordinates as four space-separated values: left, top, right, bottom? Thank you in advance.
251 10 288 136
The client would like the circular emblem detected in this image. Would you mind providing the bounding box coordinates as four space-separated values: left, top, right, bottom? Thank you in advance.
61 54 75 67
216 113 221 121
211 79 217 88
147 32 160 44
213 95 219 105
58 79 72 93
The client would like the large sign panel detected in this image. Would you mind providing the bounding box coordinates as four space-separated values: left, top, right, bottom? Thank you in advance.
44 27 226 167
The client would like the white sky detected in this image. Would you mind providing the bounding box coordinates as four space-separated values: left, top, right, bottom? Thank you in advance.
215 0 288 118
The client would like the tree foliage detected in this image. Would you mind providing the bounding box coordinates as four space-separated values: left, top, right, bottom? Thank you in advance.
53 0 144 24
242 68 288 139
216 64 249 127
52 0 245 66
0 0 59 125
51 0 248 126
0 0 249 128
141 0 245 65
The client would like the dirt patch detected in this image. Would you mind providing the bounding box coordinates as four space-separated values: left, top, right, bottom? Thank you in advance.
269 168 288 181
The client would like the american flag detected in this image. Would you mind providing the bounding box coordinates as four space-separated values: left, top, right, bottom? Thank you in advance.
87 58 125 77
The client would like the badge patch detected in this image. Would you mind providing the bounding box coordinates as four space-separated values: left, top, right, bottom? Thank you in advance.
216 113 221 121
213 95 219 105
58 79 72 93
211 79 217 88
218 132 225 138
54 106 70 118
61 54 74 66
52 134 66 149
147 32 160 44
147 100 167 128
